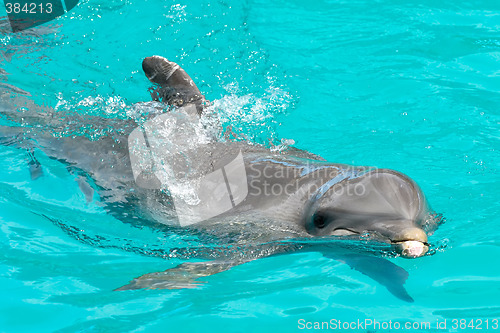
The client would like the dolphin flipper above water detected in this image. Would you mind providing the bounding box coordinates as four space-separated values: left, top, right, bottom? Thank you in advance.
142 56 208 114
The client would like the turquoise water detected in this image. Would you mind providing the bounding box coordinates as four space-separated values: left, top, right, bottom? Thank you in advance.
1 0 499 332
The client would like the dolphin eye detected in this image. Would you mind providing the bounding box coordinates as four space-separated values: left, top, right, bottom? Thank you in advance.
312 212 328 229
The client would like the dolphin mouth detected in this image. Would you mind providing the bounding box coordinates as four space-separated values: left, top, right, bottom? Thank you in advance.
330 228 429 258
389 227 429 258
333 227 429 258
392 240 429 258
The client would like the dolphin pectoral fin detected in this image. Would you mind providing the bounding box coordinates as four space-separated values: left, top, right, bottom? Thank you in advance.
28 149 43 180
2 132 43 180
28 160 43 180
76 176 95 204
115 260 246 291
27 150 43 180
64 166 96 204
323 253 414 302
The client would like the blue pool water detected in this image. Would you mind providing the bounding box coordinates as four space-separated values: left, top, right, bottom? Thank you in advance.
0 0 499 332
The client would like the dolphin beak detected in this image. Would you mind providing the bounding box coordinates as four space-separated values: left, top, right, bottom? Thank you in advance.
390 227 429 258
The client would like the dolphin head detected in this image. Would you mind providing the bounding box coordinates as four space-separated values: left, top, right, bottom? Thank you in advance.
304 169 431 258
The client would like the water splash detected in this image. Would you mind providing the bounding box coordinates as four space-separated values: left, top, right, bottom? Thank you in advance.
211 83 293 146
55 93 131 118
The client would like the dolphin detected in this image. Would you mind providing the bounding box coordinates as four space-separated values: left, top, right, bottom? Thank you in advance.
0 55 441 301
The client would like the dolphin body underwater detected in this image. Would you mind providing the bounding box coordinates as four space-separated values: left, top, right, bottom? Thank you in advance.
0 55 440 302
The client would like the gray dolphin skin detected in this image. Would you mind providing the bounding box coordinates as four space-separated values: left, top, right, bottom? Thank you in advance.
0 55 440 302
